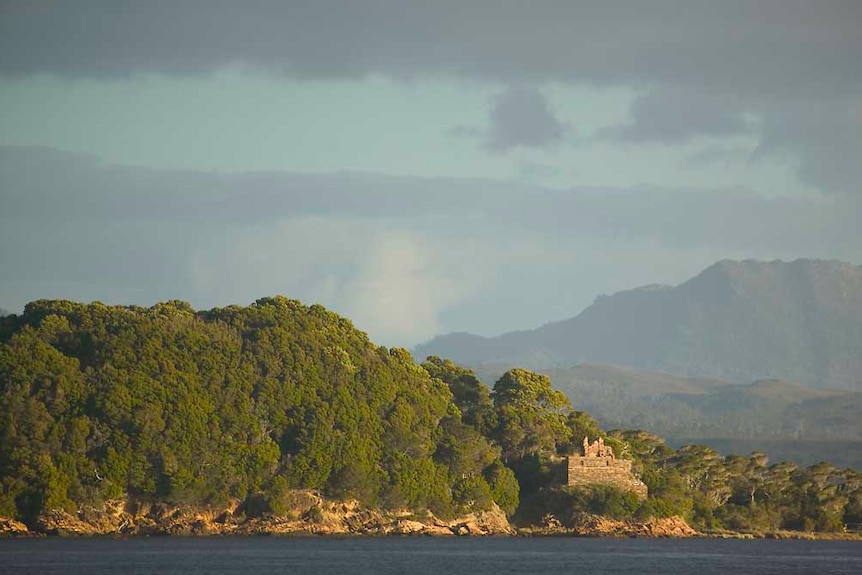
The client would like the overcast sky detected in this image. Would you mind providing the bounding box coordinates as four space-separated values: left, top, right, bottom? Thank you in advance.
1 1 861 346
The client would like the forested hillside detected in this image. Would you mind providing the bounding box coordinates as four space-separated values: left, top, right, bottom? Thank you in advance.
1 299 860 535
417 259 862 390
0 298 518 525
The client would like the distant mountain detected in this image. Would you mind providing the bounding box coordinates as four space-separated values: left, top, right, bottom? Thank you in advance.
417 259 862 390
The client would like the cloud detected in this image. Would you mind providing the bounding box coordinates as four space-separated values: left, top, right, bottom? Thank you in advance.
340 230 467 345
516 160 563 183
682 145 756 167
3 146 860 251
188 218 480 345
187 216 366 310
485 87 565 151
755 99 862 196
593 86 861 195
2 1 858 98
598 86 752 144
2 146 861 345
2 2 861 195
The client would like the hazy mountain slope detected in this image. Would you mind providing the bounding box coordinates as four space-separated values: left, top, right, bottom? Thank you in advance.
474 364 861 441
417 259 862 390
664 439 862 470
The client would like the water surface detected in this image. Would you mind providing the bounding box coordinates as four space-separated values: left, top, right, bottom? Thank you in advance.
2 536 860 574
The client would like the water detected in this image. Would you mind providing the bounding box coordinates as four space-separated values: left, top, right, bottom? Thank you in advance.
1 536 860 574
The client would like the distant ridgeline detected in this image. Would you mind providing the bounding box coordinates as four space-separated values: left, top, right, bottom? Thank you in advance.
1 299 862 535
416 259 862 391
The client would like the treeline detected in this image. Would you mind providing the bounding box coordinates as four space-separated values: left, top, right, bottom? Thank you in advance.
614 430 862 532
1 298 860 534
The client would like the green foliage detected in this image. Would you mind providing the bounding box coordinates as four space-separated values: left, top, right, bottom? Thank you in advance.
565 411 602 449
3 298 858 535
608 428 862 533
515 484 644 526
492 368 572 461
573 484 642 520
506 454 561 497
546 363 862 470
422 356 497 435
484 461 519 516
0 298 515 525
452 474 493 511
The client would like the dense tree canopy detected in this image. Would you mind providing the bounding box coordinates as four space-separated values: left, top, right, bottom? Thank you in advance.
1 298 859 534
492 368 572 461
421 356 497 436
0 298 510 524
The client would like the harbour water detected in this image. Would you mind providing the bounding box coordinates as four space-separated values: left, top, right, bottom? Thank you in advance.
2 536 861 574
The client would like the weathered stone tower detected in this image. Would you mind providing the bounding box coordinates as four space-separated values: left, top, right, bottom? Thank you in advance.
566 436 648 499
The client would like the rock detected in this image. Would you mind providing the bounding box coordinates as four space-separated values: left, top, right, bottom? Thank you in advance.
0 517 33 538
388 519 451 536
564 513 697 538
25 491 515 537
445 505 515 536
640 516 698 538
37 510 104 536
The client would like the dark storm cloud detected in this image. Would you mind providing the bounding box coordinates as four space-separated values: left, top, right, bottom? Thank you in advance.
2 1 860 194
486 87 565 150
1 1 858 96
755 100 862 197
599 86 752 144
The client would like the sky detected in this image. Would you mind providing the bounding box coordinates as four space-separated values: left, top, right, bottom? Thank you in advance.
1 1 861 347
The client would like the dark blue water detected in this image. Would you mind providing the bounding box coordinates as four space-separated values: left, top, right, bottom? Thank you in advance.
1 536 860 574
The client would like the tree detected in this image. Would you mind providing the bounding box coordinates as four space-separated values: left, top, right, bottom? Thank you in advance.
492 368 572 461
0 297 526 525
564 411 603 453
422 356 497 435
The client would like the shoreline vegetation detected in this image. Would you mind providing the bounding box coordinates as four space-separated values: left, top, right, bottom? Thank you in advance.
2 298 861 542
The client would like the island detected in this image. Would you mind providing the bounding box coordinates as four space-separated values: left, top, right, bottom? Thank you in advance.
1 299 860 539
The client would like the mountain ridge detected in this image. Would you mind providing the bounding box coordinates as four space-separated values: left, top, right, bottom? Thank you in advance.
416 258 862 390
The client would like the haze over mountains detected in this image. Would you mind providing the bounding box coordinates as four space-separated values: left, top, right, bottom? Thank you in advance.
417 259 862 391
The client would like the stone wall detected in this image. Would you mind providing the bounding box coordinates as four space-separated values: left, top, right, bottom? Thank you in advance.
566 456 648 499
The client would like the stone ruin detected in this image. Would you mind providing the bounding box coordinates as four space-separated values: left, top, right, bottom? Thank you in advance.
582 436 615 459
566 436 648 499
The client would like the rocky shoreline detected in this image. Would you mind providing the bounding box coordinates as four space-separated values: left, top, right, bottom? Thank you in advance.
519 514 697 538
2 493 859 540
0 492 513 538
